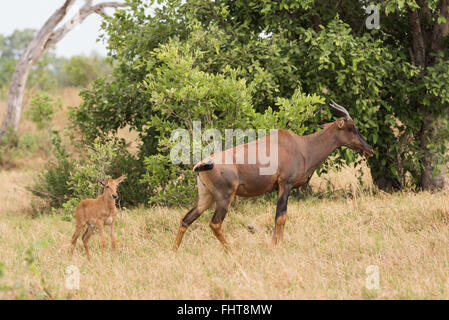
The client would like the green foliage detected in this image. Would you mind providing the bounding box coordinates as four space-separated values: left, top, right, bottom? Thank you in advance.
139 38 256 204
66 0 449 204
0 124 51 166
0 29 35 59
60 55 111 87
25 92 60 130
0 29 58 91
27 53 59 92
30 135 117 213
70 137 117 198
75 27 324 206
254 90 325 134
28 132 76 210
17 133 41 155
0 27 112 89
0 127 19 165
0 57 16 89
290 18 420 182
30 133 148 212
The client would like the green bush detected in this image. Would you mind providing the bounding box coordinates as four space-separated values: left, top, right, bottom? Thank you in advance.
0 126 50 166
0 57 16 89
17 133 40 155
31 27 324 209
27 53 58 92
138 38 324 205
25 91 60 130
28 132 76 210
60 55 111 87
29 133 149 213
0 127 19 165
0 92 60 168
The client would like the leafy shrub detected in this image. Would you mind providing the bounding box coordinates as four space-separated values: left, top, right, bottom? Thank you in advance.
0 57 16 89
60 55 111 87
25 91 60 130
0 128 50 166
138 38 323 205
72 28 324 207
29 133 148 213
0 127 19 165
17 133 40 155
28 132 76 210
27 53 58 92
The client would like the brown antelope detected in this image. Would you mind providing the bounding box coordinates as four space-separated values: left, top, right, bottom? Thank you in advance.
173 101 374 251
70 175 126 260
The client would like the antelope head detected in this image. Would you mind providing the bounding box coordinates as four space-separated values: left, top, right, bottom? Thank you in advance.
328 100 374 158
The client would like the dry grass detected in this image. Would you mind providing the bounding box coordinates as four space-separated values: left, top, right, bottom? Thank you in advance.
1 191 449 299
1 88 449 299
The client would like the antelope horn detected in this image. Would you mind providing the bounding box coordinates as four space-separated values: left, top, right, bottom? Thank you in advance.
329 100 351 120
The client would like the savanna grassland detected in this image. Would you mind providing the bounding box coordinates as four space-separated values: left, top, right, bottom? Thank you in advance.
1 89 449 299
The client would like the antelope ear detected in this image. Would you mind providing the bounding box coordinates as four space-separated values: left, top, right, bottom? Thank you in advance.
116 175 127 184
337 118 345 129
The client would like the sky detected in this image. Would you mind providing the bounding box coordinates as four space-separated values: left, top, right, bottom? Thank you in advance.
0 0 127 57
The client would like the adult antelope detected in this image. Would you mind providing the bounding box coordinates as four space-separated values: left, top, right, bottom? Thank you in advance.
70 175 126 260
172 101 374 251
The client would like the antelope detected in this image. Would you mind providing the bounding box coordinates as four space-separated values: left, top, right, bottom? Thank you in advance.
70 175 127 260
173 101 374 251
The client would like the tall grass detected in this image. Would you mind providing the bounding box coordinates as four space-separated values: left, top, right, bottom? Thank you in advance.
1 191 449 299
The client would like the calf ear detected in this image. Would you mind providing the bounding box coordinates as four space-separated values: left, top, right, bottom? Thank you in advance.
116 175 127 184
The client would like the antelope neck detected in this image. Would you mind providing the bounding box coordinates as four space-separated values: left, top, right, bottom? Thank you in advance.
300 125 342 176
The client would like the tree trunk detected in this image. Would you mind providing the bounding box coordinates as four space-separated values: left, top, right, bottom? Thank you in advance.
419 114 446 190
407 2 449 191
0 0 126 137
1 55 34 132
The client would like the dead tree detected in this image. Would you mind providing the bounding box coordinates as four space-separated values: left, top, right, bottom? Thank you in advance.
0 0 126 136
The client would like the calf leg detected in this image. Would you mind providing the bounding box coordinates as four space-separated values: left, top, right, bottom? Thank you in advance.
173 178 214 251
82 225 94 261
272 183 292 245
69 222 83 257
97 222 106 262
110 220 117 252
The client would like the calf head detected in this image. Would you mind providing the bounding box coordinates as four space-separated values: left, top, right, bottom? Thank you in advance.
98 175 127 200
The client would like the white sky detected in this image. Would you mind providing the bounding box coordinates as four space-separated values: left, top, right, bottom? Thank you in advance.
0 0 127 57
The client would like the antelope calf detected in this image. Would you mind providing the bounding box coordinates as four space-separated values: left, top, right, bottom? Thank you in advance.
70 175 126 260
173 101 374 251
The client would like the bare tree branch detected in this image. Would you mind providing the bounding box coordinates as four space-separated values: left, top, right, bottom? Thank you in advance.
44 1 127 50
0 0 128 136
